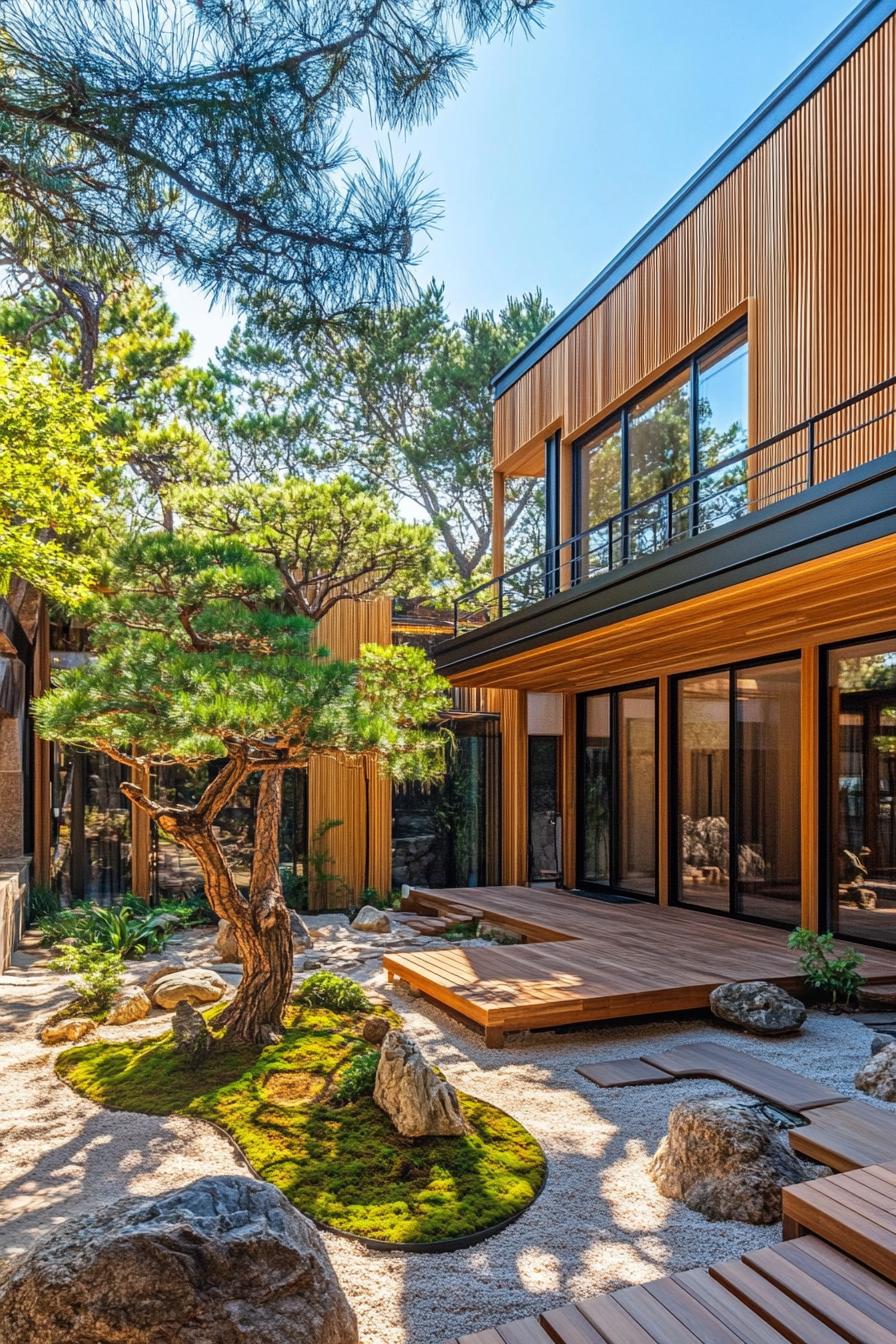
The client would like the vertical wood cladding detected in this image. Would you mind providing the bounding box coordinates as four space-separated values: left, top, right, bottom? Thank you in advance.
308 596 392 908
494 19 896 477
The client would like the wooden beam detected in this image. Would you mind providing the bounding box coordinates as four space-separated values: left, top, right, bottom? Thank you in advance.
800 643 821 931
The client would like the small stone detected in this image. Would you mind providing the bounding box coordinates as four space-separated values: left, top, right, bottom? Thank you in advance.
172 1001 211 1058
106 988 152 1026
709 980 806 1035
142 958 187 995
152 968 227 1010
303 958 322 971
41 1017 96 1046
855 1041 896 1101
0 1176 358 1344
350 905 392 933
373 1030 468 1138
361 1015 390 1046
647 1097 817 1223
290 910 313 950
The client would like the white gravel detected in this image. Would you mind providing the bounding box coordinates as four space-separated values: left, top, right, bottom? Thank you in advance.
0 924 887 1344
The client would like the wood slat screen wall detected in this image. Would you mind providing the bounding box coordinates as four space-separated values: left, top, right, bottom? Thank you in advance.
308 595 392 908
494 18 896 486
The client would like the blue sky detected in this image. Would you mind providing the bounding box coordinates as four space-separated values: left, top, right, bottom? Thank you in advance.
164 0 855 363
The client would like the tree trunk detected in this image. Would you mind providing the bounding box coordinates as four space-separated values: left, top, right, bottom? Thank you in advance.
216 769 293 1044
123 758 292 1046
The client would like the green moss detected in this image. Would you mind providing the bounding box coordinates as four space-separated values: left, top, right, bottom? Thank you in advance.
57 1004 544 1245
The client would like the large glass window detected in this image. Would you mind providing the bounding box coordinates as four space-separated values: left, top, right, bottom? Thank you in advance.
575 323 748 564
580 685 656 898
677 658 801 924
828 637 896 946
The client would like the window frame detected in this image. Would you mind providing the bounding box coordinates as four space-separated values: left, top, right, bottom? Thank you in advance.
572 319 749 552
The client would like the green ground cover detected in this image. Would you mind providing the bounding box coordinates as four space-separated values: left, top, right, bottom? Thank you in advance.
57 1001 545 1244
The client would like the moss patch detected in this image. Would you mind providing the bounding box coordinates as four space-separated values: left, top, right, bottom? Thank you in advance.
57 1005 545 1245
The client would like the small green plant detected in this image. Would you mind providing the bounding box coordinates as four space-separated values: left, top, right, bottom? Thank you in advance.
332 1049 380 1104
279 866 308 911
295 971 371 1014
788 927 866 1009
27 883 60 923
48 943 125 1012
39 900 182 958
307 819 351 909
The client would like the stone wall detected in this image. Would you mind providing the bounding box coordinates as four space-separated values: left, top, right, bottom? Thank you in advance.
0 859 28 972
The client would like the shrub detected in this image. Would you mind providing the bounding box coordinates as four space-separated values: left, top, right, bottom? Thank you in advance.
279 866 308 911
295 971 371 1014
788 927 865 1008
333 1049 380 1104
48 943 125 1012
27 883 60 923
39 901 182 958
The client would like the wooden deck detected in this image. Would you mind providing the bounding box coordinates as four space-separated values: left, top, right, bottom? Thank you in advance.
383 886 896 1046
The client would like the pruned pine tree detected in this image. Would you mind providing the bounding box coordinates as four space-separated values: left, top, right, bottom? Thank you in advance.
33 532 448 1043
175 474 443 930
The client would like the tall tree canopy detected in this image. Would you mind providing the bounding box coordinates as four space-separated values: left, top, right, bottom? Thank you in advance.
0 0 543 354
0 337 123 601
34 529 448 1041
215 282 555 581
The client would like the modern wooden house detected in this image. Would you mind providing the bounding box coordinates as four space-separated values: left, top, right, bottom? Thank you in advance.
431 0 896 953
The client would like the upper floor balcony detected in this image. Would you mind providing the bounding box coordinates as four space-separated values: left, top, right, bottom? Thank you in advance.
443 374 896 673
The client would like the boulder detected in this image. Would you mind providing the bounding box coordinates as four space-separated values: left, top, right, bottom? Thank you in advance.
0 1175 358 1344
213 918 240 963
172 1001 211 1059
350 905 391 934
373 1030 468 1137
871 1033 895 1056
290 910 313 950
709 980 806 1035
40 1017 95 1046
647 1098 818 1223
361 1014 390 1046
215 912 313 964
152 968 227 1010
106 988 152 1027
141 958 187 995
855 1041 896 1101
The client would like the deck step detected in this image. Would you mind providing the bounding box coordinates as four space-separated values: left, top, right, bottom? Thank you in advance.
788 1099 896 1171
783 1161 896 1283
640 1042 847 1114
576 1059 676 1088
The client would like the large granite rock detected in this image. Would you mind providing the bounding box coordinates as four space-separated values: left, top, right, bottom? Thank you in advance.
0 1176 357 1344
40 1017 95 1046
172 1001 211 1059
373 1030 468 1137
856 1040 896 1101
106 987 152 1026
709 980 806 1035
152 968 227 1010
350 905 391 934
647 1097 817 1224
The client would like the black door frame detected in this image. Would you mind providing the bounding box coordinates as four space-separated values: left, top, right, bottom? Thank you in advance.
820 627 896 948
576 679 659 901
669 650 801 927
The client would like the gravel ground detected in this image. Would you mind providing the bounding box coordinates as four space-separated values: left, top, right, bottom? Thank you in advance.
0 920 886 1344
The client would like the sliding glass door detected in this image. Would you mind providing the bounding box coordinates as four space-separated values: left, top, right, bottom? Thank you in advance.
827 636 896 947
580 684 657 899
676 658 801 924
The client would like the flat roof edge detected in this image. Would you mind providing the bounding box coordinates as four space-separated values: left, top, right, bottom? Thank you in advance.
491 0 896 401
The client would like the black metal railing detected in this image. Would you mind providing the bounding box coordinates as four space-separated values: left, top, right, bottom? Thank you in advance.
453 375 896 635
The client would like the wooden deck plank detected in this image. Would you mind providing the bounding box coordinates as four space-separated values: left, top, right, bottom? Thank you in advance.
671 1268 793 1343
388 886 896 1042
576 1059 676 1088
788 1101 896 1172
708 1259 852 1343
783 1167 896 1283
638 1042 846 1112
744 1242 896 1338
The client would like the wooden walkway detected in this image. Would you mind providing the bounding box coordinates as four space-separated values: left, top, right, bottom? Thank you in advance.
384 886 896 1046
